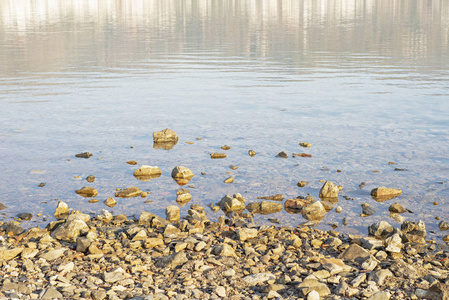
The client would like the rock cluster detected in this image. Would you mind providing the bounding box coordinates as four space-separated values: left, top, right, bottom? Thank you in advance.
0 203 448 300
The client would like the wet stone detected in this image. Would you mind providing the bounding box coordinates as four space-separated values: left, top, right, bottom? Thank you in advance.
301 201 326 222
75 152 92 158
223 176 234 184
368 221 394 238
319 181 340 198
389 202 406 213
16 212 32 221
371 187 402 201
115 186 142 198
86 175 95 182
248 150 256 157
104 197 117 207
401 220 427 244
438 221 449 231
276 151 288 158
361 203 376 217
221 145 231 150
38 182 46 187
75 186 98 197
297 181 308 187
211 153 227 159
299 142 312 148
257 194 283 201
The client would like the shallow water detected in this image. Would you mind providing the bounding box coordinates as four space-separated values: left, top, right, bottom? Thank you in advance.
1 0 449 240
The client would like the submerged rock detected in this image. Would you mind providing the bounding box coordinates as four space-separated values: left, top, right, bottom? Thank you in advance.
361 203 376 217
104 197 117 207
16 212 32 221
284 197 313 213
171 166 194 185
276 151 288 158
217 194 245 212
371 187 402 201
153 128 178 143
257 194 283 201
115 186 142 198
86 175 95 182
246 201 283 215
368 221 394 238
75 152 92 158
133 165 161 181
75 186 98 197
301 201 326 222
210 153 227 159
389 203 406 214
319 181 339 199
54 200 69 219
248 150 256 157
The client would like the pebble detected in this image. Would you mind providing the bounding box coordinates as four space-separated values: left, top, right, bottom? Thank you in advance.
248 150 256 157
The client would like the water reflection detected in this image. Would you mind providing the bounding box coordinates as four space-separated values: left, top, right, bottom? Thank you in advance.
1 0 448 75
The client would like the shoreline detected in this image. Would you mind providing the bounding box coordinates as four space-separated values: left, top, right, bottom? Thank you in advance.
0 203 448 299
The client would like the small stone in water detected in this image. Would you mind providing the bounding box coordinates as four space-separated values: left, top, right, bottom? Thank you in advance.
224 177 234 184
75 152 92 158
297 181 308 187
292 153 312 158
230 165 238 170
38 182 46 187
126 160 137 165
86 175 95 182
299 142 311 148
89 199 99 203
361 203 376 217
104 197 117 208
248 150 256 157
276 151 288 158
210 153 227 159
335 206 342 213
16 213 32 221
221 145 231 150
433 202 438 205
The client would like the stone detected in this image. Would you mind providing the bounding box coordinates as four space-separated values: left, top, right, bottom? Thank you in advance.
51 219 89 241
54 200 69 219
166 206 180 221
210 153 226 159
115 186 142 198
212 244 238 258
284 198 312 213
339 243 371 264
104 267 126 283
439 221 449 231
97 209 113 223
16 212 32 221
368 221 394 238
307 290 320 300
246 201 283 215
248 150 256 157
389 203 406 214
367 291 390 300
75 152 92 158
86 175 95 182
299 142 312 148
0 247 23 260
276 151 288 158
297 278 331 297
223 176 234 184
218 194 245 212
41 286 63 299
221 145 231 150
138 211 155 226
385 233 403 253
368 269 393 286
362 237 384 250
76 237 92 252
361 203 376 216
301 201 327 222
153 128 178 143
92 290 107 300
133 165 162 181
243 272 276 286
155 252 188 269
75 186 98 197
401 220 427 244
319 181 339 199
320 258 352 275
171 166 194 185
297 181 309 187
40 248 66 261
371 187 402 201
215 286 226 297
21 248 39 259
103 197 117 207
361 257 378 271
176 193 192 204
237 228 258 242
257 194 283 201
144 238 164 249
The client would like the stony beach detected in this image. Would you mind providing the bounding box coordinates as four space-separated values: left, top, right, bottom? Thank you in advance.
1 129 448 300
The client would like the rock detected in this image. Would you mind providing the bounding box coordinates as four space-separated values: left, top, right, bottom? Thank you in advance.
248 150 256 157
76 237 92 252
297 181 308 187
104 267 126 283
86 175 95 182
153 128 178 149
221 145 231 150
237 228 258 242
320 258 352 275
218 194 245 212
335 206 342 213
371 187 402 201
389 203 406 214
297 278 331 297
212 244 238 258
75 152 92 158
21 248 39 259
401 220 427 244
385 233 403 253
75 186 98 197
307 290 320 300
285 197 313 213
339 243 371 264
41 286 63 299
243 272 276 286
223 176 234 184
115 186 142 198
165 206 180 221
16 212 32 221
368 221 394 238
92 290 107 300
126 160 137 165
438 221 449 231
0 203 7 210
319 181 339 199
0 248 23 260
257 194 283 201
292 152 312 158
156 252 188 269
176 193 192 204
51 219 89 241
138 211 155 226
40 248 66 261
144 237 164 249
210 153 226 159
367 291 390 300
361 203 376 217
104 197 117 207
171 166 194 185
133 165 162 181
276 151 288 158
246 201 283 215
54 201 69 219
301 201 327 222
97 209 113 223
299 142 312 148
368 269 393 286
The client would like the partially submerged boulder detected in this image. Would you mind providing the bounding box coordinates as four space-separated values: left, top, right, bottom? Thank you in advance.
115 187 142 198
54 200 69 219
153 128 178 150
133 165 161 181
75 187 98 198
246 201 283 215
217 194 245 212
301 201 326 222
171 166 194 185
319 181 339 199
371 187 402 202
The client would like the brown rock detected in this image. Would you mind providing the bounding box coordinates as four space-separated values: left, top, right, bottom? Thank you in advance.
153 128 178 143
115 186 142 198
371 187 402 201
75 187 98 197
171 166 194 184
133 165 161 181
211 153 227 159
257 194 283 201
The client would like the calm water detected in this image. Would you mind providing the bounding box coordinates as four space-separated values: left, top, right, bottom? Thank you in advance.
1 0 449 239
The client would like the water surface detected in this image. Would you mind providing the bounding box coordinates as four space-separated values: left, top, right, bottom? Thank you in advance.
1 0 448 240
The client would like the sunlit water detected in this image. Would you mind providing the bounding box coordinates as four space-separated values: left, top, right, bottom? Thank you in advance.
1 0 448 240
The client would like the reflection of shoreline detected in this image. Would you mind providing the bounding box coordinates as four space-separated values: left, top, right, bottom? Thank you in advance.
0 0 448 73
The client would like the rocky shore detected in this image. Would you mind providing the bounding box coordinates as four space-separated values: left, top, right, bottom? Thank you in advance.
0 202 448 300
